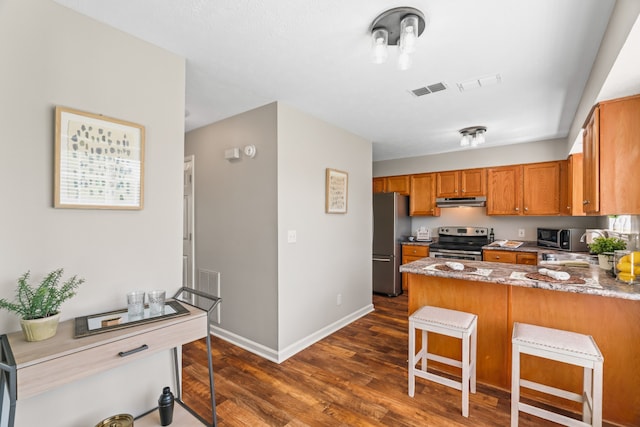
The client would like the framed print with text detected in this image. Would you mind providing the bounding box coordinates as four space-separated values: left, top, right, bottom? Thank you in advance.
55 106 145 209
325 168 348 214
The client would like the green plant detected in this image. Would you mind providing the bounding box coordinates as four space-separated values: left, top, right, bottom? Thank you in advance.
587 237 627 254
0 269 85 320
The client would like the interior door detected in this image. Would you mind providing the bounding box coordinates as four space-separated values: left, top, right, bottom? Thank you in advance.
183 156 195 290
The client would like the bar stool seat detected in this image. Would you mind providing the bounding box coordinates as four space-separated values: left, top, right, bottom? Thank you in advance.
408 305 477 417
511 322 604 427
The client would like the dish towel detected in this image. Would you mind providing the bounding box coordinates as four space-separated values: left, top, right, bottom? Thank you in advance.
445 261 465 271
538 268 570 281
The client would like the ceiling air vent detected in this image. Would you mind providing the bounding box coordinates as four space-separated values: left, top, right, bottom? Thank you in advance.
410 82 448 97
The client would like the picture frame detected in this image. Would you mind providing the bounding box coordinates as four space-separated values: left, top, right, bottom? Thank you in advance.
325 168 348 214
54 106 145 209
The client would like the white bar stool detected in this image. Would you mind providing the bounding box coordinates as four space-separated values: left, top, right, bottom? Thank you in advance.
511 322 604 427
408 305 477 417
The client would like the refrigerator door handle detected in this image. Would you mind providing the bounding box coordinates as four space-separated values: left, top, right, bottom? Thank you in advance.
373 257 392 262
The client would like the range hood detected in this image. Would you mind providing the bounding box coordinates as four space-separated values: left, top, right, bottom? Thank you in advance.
436 196 486 208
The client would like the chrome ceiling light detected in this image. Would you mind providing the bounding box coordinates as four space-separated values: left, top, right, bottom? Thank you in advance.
459 126 487 147
370 7 426 71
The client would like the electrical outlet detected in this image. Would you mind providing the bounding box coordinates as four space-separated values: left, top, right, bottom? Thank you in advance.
337 293 342 306
518 229 525 238
287 230 297 243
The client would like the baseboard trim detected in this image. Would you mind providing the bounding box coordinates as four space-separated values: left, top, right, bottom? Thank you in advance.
211 303 375 363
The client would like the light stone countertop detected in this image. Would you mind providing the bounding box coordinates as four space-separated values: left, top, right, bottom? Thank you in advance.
399 257 640 301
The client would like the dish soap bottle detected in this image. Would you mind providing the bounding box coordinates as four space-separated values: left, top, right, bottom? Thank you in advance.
489 228 495 243
158 386 175 426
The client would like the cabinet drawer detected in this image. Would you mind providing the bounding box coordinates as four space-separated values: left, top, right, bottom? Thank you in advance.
483 250 517 264
16 312 206 399
402 245 429 257
516 253 538 265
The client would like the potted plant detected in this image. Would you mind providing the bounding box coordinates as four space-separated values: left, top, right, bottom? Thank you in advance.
0 269 85 341
588 237 627 270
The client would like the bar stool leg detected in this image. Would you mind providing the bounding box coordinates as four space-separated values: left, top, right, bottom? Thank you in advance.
511 343 520 427
462 329 470 417
470 326 477 394
583 366 593 424
421 329 428 370
593 362 603 427
408 319 415 398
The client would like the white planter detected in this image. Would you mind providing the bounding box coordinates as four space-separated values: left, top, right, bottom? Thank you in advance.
597 253 614 270
20 313 61 342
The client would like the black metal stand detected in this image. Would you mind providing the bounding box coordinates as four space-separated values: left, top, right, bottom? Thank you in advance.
0 335 17 427
173 287 221 427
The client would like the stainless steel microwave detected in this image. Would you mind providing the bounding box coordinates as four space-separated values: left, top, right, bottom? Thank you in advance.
537 228 588 252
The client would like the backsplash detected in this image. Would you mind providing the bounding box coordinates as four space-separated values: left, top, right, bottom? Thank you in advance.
407 208 633 241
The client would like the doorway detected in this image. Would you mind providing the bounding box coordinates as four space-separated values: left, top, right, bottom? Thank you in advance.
183 156 195 290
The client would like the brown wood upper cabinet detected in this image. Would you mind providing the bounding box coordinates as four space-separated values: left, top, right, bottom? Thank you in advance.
560 154 584 216
410 173 440 216
487 161 563 216
582 94 640 215
436 168 486 198
372 175 410 195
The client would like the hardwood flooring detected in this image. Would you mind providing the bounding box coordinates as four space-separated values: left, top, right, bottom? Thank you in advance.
182 293 611 426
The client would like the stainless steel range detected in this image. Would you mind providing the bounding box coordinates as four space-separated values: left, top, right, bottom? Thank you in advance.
429 226 488 261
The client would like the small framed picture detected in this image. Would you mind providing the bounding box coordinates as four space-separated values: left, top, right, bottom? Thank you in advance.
325 168 348 214
54 106 145 209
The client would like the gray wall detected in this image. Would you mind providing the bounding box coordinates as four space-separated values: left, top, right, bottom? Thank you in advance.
185 102 373 361
0 1 185 425
185 103 280 349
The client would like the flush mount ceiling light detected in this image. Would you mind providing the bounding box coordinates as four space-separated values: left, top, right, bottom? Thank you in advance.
459 126 487 148
370 7 426 71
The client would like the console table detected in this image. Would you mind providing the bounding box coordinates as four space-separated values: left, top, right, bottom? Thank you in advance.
0 287 220 427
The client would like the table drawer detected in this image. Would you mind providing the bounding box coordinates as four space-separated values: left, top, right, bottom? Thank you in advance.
17 314 206 399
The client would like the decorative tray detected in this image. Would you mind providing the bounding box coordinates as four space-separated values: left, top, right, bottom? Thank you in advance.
74 299 189 338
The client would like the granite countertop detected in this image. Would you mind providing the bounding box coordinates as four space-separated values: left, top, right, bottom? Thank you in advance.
399 257 640 301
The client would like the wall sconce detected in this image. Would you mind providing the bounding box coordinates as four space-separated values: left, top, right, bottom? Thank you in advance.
370 7 426 71
459 126 487 148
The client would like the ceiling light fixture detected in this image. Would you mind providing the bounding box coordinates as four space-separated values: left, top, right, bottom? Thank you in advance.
370 7 426 71
459 126 487 148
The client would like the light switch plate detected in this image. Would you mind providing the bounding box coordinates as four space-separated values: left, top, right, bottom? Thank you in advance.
287 230 297 243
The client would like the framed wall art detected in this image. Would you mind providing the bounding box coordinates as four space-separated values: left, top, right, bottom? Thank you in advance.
55 106 145 209
325 168 348 214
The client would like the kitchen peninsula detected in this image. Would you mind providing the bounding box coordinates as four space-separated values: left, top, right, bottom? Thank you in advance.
400 258 640 426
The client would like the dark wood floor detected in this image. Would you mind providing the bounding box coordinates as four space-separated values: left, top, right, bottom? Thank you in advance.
182 293 607 426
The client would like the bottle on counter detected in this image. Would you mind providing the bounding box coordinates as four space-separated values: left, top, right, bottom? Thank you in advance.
489 228 495 243
158 386 175 426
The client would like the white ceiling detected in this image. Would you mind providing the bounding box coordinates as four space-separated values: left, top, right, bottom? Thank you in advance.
53 0 637 161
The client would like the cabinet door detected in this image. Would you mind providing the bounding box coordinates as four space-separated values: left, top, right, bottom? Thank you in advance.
486 166 521 215
523 161 561 215
598 95 640 214
436 171 459 198
386 175 410 195
483 250 517 263
582 108 600 214
561 155 584 216
461 168 486 196
410 174 440 216
372 177 386 193
402 246 429 291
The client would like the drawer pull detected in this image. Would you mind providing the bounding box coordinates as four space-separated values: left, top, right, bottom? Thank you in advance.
118 344 149 357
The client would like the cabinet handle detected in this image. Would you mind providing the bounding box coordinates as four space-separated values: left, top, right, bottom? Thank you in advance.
583 200 589 205
524 207 528 211
515 207 519 211
118 344 149 357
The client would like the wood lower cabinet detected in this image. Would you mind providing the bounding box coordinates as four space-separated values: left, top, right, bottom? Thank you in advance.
487 161 563 216
410 173 440 216
483 249 537 265
582 94 640 215
402 245 429 291
436 168 486 198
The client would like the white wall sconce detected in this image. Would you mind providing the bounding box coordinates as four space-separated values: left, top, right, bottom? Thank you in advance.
370 7 427 71
459 126 487 148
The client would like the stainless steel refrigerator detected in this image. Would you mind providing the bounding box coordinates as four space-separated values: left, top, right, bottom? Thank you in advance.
373 192 411 296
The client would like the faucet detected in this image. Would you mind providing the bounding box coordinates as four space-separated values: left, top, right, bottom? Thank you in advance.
580 230 606 243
